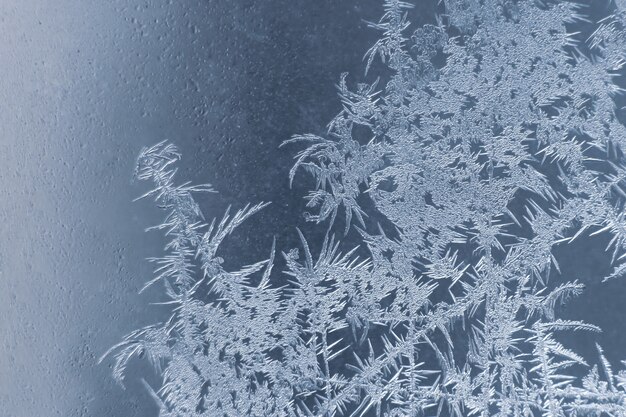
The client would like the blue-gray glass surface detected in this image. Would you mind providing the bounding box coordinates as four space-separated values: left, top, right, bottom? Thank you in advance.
3 0 626 416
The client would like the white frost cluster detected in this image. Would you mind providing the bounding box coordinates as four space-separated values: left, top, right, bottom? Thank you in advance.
104 1 626 416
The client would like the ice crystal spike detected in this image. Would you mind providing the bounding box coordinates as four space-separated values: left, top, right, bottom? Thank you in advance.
105 1 626 416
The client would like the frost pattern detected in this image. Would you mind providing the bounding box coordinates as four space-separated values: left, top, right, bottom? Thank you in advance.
104 1 626 416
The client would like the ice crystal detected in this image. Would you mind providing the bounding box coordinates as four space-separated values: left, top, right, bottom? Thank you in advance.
104 1 626 416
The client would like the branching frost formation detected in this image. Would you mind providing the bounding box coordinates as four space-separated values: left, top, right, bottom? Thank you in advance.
104 1 626 415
